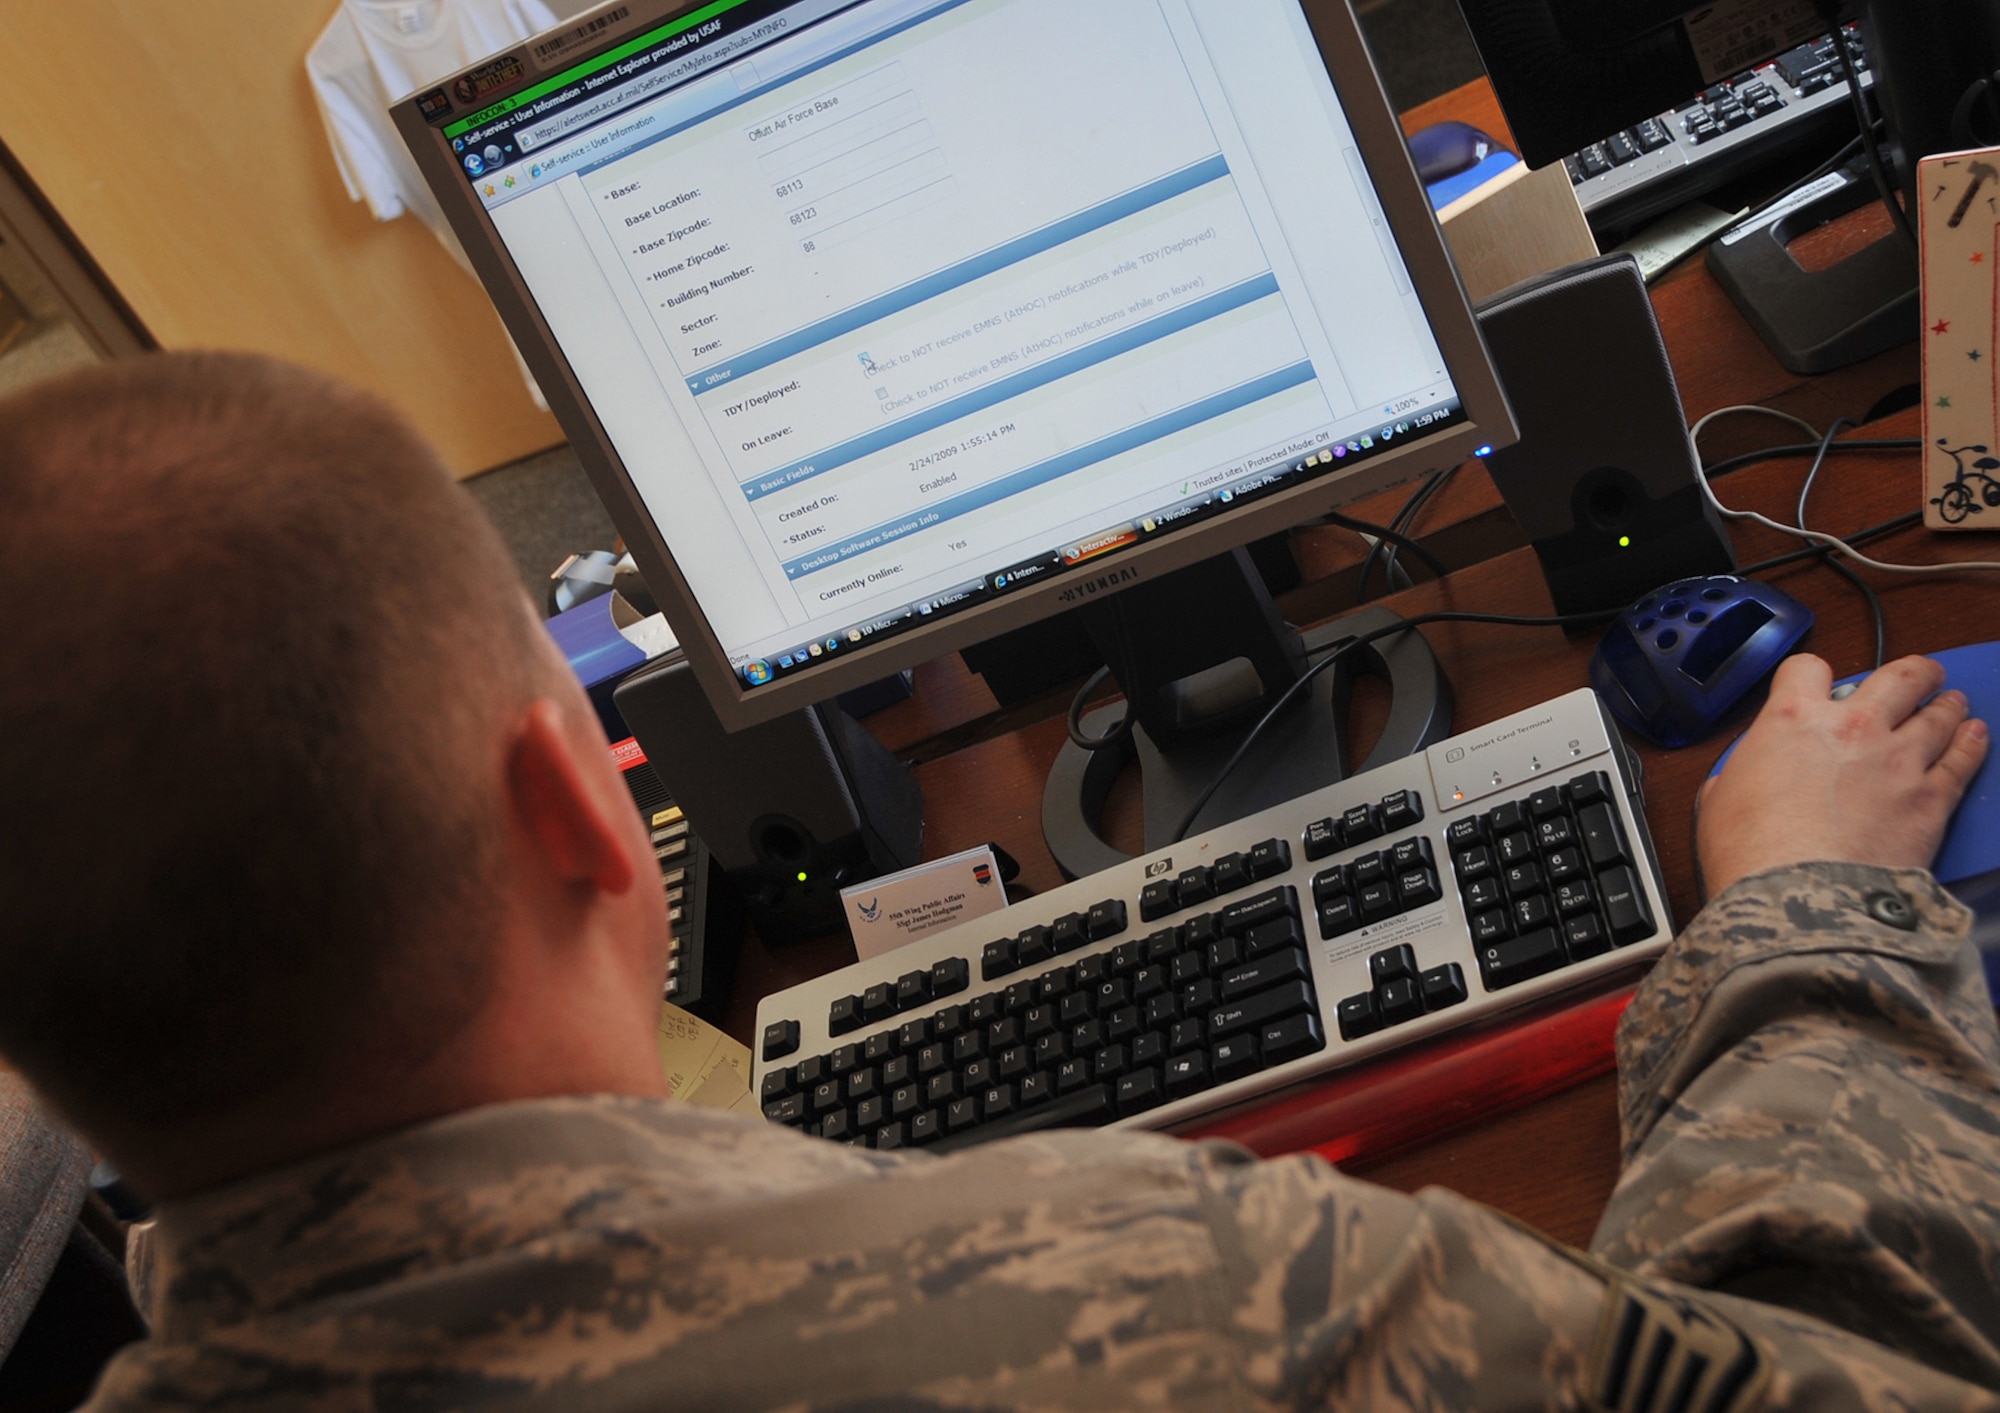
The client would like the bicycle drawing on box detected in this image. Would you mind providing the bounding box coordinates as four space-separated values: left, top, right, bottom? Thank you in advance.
1931 439 2000 525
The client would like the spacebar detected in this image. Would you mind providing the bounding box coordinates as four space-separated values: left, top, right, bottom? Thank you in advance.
927 1085 1114 1154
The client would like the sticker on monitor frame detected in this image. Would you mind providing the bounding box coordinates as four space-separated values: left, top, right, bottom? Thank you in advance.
532 5 636 68
453 54 527 107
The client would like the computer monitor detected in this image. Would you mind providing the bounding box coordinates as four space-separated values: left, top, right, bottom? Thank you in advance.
393 0 1514 732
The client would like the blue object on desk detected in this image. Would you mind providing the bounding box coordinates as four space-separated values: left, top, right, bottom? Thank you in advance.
1426 150 1521 209
1410 120 1519 209
544 590 669 743
1590 575 1814 749
1708 639 2000 999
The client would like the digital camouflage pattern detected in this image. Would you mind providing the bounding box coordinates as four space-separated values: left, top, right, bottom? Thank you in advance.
83 862 2000 1411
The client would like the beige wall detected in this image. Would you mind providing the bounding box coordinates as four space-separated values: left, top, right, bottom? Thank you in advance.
0 2 564 478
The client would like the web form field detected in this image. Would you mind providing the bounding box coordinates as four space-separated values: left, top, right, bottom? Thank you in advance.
748 69 955 254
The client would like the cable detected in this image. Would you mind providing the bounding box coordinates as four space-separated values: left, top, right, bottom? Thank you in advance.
1789 416 1885 668
1696 443 2000 576
1065 665 1133 752
1689 403 1823 447
1358 465 1458 602
1830 18 1918 252
1169 607 1616 843
1795 416 1854 529
1316 507 1449 580
1724 128 1868 239
1700 436 1919 479
1737 510 1920 575
1355 474 1429 601
1685 411 1970 574
1825 556 1888 668
1372 470 1443 598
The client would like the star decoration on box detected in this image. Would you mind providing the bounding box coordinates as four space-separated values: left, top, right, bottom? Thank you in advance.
1935 318 1954 334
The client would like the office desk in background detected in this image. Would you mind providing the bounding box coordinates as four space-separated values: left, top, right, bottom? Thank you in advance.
716 80 1960 1251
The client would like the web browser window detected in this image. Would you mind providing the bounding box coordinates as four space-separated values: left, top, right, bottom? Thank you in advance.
453 0 1462 688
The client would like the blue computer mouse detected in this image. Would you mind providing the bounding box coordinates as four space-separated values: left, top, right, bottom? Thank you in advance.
1408 120 1495 183
1589 575 1814 748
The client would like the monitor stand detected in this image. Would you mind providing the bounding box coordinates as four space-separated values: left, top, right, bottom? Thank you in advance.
1705 158 1918 374
1040 549 1452 881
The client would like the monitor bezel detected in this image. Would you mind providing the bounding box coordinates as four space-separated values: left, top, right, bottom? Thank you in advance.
394 0 1518 730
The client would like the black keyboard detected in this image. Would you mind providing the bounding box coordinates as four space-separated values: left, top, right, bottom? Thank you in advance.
1565 25 1871 234
751 688 1674 1152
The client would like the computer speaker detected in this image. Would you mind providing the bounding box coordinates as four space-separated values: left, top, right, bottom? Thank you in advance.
1476 252 1736 617
612 656 923 945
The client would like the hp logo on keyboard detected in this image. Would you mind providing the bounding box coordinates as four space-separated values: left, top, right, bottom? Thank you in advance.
1143 858 1173 877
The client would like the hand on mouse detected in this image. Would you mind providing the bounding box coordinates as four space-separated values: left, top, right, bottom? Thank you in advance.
1698 653 1989 899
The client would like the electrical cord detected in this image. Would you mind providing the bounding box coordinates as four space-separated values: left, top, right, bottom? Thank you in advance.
1689 403 1823 446
1737 509 1921 575
1065 664 1134 752
1796 416 1855 527
1789 416 1886 668
1830 15 1918 252
1169 607 1617 843
1358 465 1458 602
1689 408 1976 575
1311 506 1450 580
1355 473 1431 600
1699 436 1922 478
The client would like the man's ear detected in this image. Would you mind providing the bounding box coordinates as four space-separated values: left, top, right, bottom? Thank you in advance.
505 699 638 895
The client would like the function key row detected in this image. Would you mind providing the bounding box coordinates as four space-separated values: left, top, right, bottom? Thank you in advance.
824 956 972 1039
1139 837 1290 921
983 897 1129 980
1302 789 1423 862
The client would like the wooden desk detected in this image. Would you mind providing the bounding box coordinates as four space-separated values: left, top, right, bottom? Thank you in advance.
717 82 1959 1251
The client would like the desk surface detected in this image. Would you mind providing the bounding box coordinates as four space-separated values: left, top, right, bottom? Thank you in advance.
717 81 1963 1252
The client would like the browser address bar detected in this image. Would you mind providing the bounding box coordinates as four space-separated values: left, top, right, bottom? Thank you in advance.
516 69 691 152
515 2 853 154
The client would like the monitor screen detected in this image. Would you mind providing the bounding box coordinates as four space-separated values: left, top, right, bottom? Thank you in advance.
396 0 1513 727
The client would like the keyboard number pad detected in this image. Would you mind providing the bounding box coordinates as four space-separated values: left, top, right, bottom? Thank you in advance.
1448 772 1657 992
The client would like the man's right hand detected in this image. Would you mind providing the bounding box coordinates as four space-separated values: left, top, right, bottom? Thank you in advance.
1697 653 1989 900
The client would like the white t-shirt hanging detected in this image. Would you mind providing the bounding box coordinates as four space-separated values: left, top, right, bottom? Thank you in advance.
307 0 579 408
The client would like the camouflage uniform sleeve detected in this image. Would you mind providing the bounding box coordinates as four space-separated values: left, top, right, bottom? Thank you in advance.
1591 861 2000 1386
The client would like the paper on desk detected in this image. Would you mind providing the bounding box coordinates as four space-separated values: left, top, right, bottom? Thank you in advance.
657 1003 758 1114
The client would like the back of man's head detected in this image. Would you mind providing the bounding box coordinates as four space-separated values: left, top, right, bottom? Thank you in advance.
0 352 548 1161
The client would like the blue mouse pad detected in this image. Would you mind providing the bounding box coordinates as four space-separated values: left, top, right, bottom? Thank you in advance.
1709 640 2000 995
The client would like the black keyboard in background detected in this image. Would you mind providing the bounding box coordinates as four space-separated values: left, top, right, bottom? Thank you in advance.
1563 26 1871 236
751 688 1673 1154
